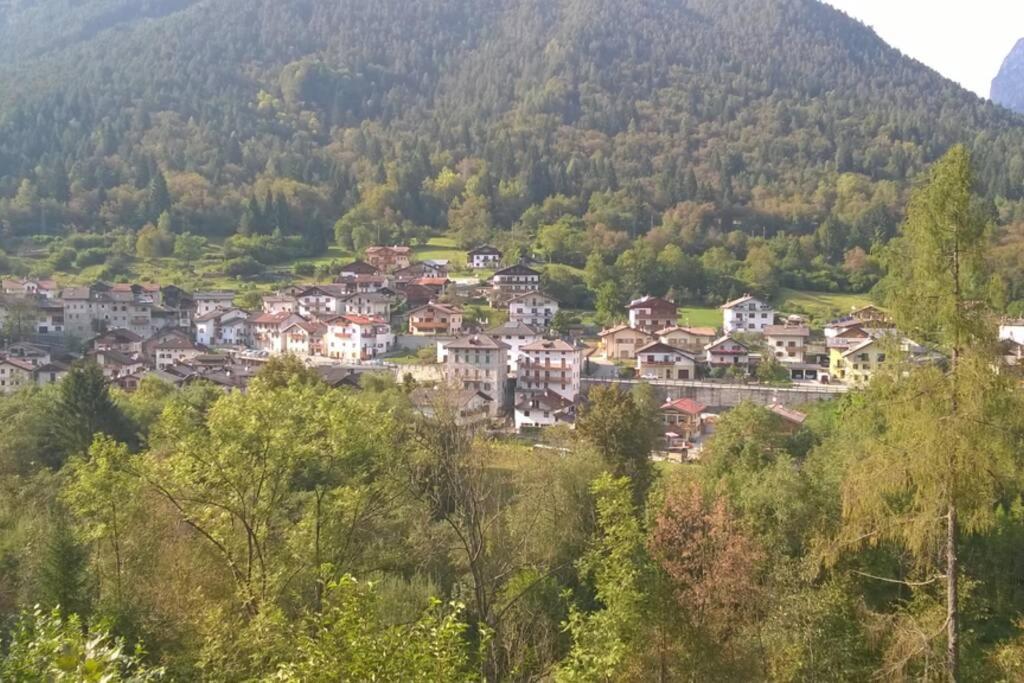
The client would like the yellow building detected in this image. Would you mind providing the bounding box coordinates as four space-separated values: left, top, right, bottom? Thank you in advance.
829 338 886 385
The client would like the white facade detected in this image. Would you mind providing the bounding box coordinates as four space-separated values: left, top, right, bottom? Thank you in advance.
705 336 751 368
194 292 236 317
721 295 775 334
324 316 394 361
635 342 697 381
485 321 540 373
468 246 502 269
1000 321 1024 345
517 339 582 401
514 391 574 432
508 292 559 329
764 326 811 363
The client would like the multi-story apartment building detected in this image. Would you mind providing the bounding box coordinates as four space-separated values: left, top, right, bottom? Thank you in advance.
490 264 540 300
280 320 327 357
262 294 298 315
764 325 811 363
248 312 303 354
508 292 559 329
627 296 677 334
721 294 775 334
341 292 393 320
195 308 250 347
467 245 502 269
323 315 394 361
408 303 463 336
364 246 412 272
485 321 540 373
829 338 886 386
444 335 509 414
296 285 349 318
194 291 236 317
61 283 164 339
516 338 582 402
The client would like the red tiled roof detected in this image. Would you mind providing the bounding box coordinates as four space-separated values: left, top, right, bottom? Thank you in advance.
660 398 707 415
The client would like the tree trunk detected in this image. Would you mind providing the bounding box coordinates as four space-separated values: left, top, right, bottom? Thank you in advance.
946 503 959 682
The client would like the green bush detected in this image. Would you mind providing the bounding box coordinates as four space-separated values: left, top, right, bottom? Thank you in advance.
75 247 111 268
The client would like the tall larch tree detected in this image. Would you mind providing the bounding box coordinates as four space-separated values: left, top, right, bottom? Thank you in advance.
831 145 1024 681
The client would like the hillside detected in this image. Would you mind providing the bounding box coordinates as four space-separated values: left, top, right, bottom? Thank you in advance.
3 0 1024 304
993 38 1024 114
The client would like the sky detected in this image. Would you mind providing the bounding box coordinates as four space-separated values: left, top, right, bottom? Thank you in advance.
825 1 1024 98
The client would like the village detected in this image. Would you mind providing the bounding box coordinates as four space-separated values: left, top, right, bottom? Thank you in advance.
0 242 1010 461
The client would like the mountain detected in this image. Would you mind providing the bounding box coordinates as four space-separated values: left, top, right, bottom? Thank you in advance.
2 0 1024 274
993 38 1024 114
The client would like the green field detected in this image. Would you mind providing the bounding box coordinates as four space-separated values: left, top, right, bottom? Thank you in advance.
778 288 872 323
677 306 720 329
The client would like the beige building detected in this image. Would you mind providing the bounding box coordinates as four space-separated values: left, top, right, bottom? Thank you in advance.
0 358 35 394
443 335 509 415
408 303 463 336
656 326 717 353
598 325 655 360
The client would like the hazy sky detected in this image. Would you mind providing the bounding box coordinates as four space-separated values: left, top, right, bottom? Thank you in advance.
826 1 1024 98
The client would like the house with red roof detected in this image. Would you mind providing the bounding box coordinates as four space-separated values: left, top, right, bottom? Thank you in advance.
659 397 709 454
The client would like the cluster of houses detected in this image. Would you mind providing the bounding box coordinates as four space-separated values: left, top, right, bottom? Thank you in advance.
595 293 942 387
6 248 946 460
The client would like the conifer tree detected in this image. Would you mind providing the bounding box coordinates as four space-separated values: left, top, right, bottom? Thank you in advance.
831 146 1024 681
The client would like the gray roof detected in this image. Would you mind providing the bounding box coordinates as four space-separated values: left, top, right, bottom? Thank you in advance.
485 321 539 337
445 334 509 351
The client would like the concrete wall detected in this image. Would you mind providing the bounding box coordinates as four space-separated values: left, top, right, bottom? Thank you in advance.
392 363 444 383
394 334 455 350
581 377 848 408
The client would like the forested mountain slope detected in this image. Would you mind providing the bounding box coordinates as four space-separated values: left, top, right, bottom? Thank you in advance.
2 0 1024 296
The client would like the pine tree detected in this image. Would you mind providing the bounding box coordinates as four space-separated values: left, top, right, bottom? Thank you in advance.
146 170 171 223
55 362 136 460
39 510 91 621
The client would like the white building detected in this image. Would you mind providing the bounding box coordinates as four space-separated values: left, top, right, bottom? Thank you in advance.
194 291 236 317
262 295 298 315
507 292 559 329
514 390 575 432
296 285 350 319
323 315 395 361
704 336 751 370
517 338 583 402
341 292 393 320
467 245 503 270
635 342 698 381
721 294 775 334
195 308 250 347
490 264 541 299
763 325 811 363
485 321 541 373
1000 319 1024 345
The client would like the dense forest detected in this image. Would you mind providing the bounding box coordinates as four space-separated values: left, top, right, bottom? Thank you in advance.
4 0 1024 306
3 147 1024 681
